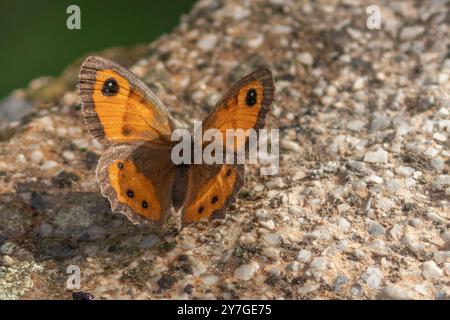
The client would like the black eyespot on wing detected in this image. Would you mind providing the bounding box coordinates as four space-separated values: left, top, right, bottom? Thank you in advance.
198 206 204 213
245 88 257 106
127 190 134 198
102 78 119 96
142 200 148 209
122 126 131 136
226 169 232 176
211 196 218 204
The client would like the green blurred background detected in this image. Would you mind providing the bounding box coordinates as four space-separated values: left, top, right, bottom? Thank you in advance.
0 0 196 100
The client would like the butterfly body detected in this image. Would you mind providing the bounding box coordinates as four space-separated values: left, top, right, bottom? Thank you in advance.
79 56 274 229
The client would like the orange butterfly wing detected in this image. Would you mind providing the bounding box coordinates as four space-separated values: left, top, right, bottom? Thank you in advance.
97 143 177 226
200 68 274 152
181 164 244 225
79 56 179 146
79 56 181 227
181 68 274 225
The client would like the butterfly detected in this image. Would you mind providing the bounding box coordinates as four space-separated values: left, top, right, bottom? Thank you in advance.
79 56 274 228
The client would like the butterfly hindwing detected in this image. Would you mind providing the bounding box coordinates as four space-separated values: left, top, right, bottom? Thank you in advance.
181 164 244 225
79 56 179 147
97 143 177 227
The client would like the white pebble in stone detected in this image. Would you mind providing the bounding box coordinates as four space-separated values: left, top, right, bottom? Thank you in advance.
281 140 301 152
362 266 383 289
431 157 445 171
400 25 425 41
297 52 314 66
297 249 311 263
62 150 75 161
401 234 424 253
377 197 395 212
286 261 301 273
40 160 58 170
426 211 444 224
338 218 351 231
202 275 219 285
433 132 447 142
191 260 207 276
255 208 268 218
247 35 264 49
254 184 264 192
239 233 255 244
436 175 450 186
234 262 259 281
422 261 443 279
262 247 280 259
298 282 320 294
368 221 386 237
262 233 281 246
441 230 450 242
424 146 439 157
395 166 415 177
368 174 383 184
364 149 388 163
265 177 285 189
409 218 423 228
259 220 275 231
30 150 44 163
309 257 327 271
197 34 218 52
353 77 365 90
347 120 365 132
444 263 450 276
288 206 301 215
379 285 408 299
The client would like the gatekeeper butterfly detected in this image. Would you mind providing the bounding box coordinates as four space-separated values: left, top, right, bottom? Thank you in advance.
79 56 274 228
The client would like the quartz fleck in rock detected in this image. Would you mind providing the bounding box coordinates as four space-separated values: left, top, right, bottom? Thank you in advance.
309 257 327 271
30 150 44 163
297 249 312 263
262 247 280 259
422 261 443 279
234 262 259 281
364 149 388 163
362 266 383 289
379 285 408 300
40 160 58 170
368 221 386 237
259 219 276 231
197 34 218 52
62 150 75 161
281 140 301 152
338 218 351 231
400 26 425 41
297 52 314 66
262 233 281 246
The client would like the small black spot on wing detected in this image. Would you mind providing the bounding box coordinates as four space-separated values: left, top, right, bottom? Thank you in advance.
245 88 257 106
